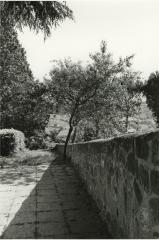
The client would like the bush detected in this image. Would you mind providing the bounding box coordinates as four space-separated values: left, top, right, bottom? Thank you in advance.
83 126 96 142
0 132 14 156
0 129 25 156
45 128 64 143
25 134 47 150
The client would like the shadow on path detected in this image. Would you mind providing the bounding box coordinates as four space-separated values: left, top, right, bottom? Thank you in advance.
1 155 110 239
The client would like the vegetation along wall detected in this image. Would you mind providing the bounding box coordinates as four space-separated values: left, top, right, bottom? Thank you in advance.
57 129 159 238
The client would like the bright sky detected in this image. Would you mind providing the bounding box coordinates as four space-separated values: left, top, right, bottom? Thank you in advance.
18 0 159 82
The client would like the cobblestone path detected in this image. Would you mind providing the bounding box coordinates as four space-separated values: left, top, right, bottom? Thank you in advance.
0 155 110 239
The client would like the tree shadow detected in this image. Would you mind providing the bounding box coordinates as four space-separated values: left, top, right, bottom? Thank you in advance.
0 166 53 239
1 156 110 239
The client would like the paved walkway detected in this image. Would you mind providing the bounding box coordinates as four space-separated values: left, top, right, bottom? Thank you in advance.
0 154 110 239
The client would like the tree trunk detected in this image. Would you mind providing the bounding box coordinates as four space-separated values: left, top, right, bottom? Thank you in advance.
55 103 59 113
95 119 99 138
125 113 129 132
71 127 77 143
63 104 78 159
63 125 73 159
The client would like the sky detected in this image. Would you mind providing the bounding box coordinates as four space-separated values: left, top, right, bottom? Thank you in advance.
18 0 159 82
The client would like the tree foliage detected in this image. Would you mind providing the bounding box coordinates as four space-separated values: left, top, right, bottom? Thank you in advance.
86 41 142 136
46 42 142 150
115 70 142 132
0 1 73 38
0 24 33 130
142 71 159 126
0 24 51 136
0 1 73 139
46 59 99 157
13 81 52 136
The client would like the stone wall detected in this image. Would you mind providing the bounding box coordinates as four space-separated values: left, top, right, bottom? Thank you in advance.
57 130 159 238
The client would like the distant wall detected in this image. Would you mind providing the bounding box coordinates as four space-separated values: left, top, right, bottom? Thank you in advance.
57 130 159 238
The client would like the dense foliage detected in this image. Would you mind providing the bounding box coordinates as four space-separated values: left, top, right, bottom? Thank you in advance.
46 59 99 157
0 129 25 156
0 23 52 136
115 70 142 132
0 0 73 141
0 1 73 38
79 42 142 138
25 134 47 150
46 42 142 156
0 132 15 156
142 71 159 126
0 24 33 130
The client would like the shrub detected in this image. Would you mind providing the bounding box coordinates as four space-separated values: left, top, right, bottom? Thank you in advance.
83 126 96 142
0 132 14 156
25 134 47 150
0 129 25 156
49 128 62 141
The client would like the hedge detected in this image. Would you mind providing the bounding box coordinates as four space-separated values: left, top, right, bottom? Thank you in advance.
0 129 25 156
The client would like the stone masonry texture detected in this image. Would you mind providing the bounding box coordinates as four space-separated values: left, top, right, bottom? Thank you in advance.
57 129 159 238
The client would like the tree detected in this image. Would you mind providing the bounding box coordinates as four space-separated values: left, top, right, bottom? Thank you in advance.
0 1 73 139
87 41 141 136
142 71 159 126
47 59 100 158
85 41 121 138
0 1 73 38
0 24 51 136
12 80 52 136
0 24 33 130
114 70 142 132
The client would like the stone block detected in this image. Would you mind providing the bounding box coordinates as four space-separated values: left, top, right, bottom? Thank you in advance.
149 197 159 208
135 136 149 161
149 198 159 225
120 137 134 153
153 231 159 238
126 152 138 176
123 185 127 214
37 202 62 212
151 170 159 195
37 222 69 237
2 223 35 239
133 180 143 205
68 219 105 234
37 210 64 223
9 211 36 225
37 195 58 203
118 149 126 165
152 139 159 165
138 164 149 191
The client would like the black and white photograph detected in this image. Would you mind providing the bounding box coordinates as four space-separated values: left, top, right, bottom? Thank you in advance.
0 0 159 238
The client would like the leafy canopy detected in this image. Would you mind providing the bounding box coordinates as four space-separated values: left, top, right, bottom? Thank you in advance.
46 41 142 145
0 24 51 136
47 59 99 122
46 58 100 157
85 41 142 136
142 71 159 125
0 24 34 130
0 1 73 37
